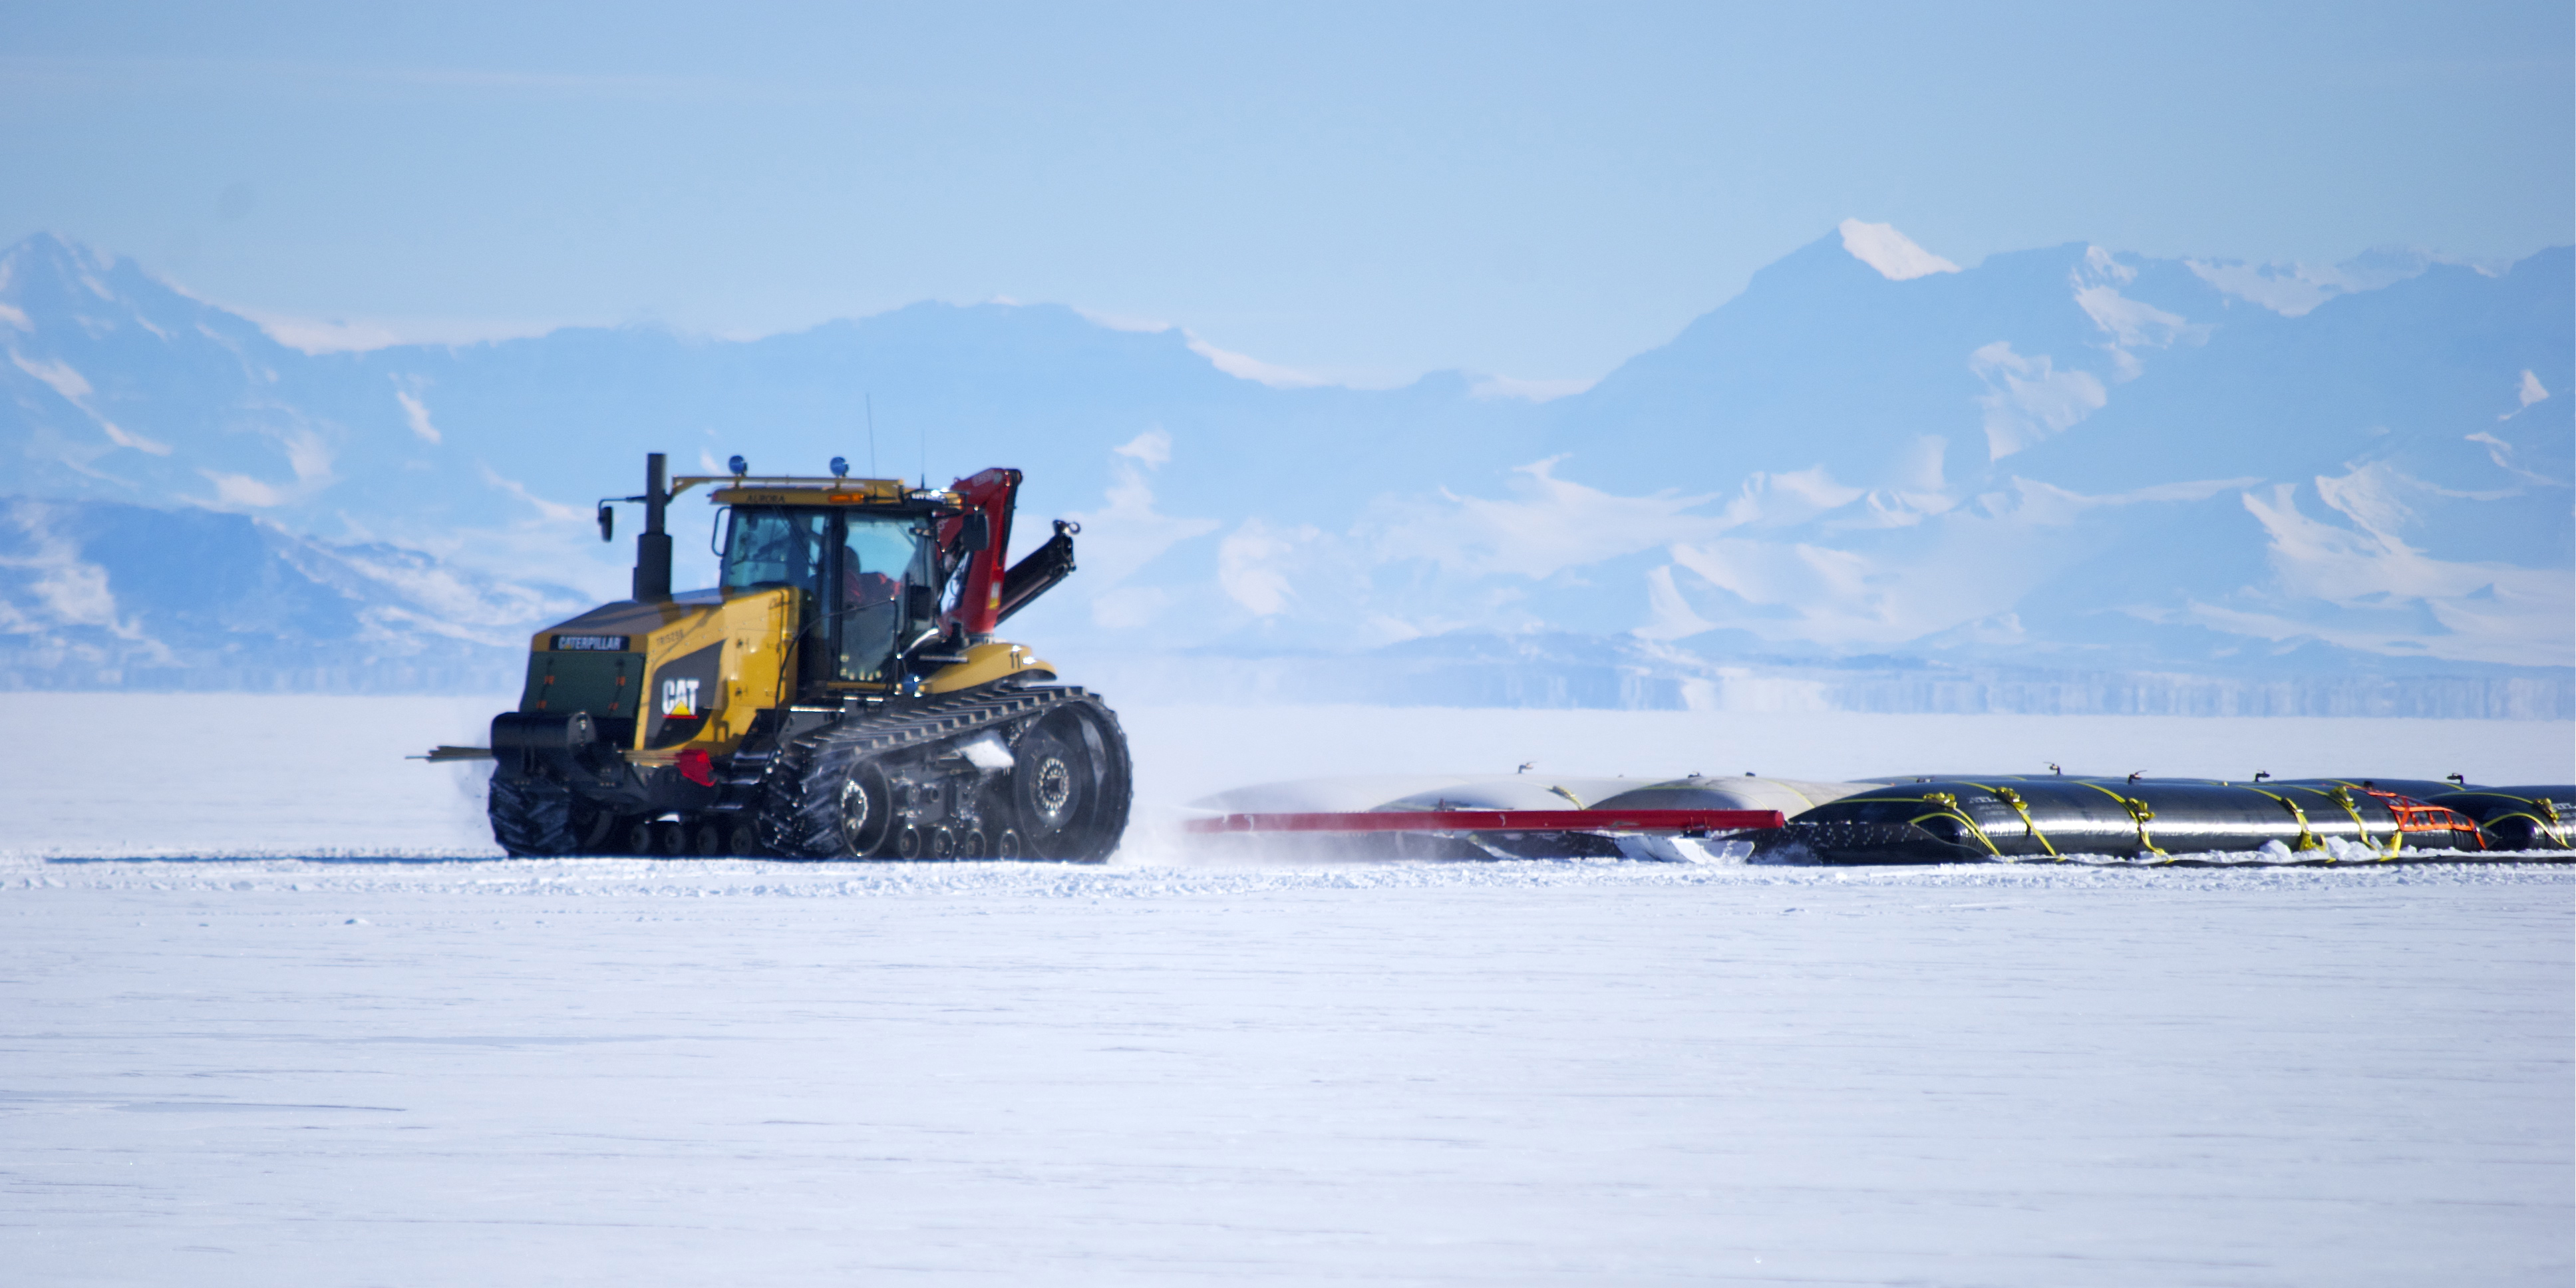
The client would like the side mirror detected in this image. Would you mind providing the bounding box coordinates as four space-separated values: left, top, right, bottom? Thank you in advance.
597 504 615 543
957 512 991 553
907 584 937 622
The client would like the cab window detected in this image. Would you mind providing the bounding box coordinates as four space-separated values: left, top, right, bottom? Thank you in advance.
721 508 828 593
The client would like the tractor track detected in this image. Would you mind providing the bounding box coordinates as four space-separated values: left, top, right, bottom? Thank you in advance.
741 684 1130 861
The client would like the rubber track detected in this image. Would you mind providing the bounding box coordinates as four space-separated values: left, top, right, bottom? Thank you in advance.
754 685 1112 858
488 774 577 856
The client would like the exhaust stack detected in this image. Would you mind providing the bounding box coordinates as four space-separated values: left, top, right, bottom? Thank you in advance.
632 452 672 601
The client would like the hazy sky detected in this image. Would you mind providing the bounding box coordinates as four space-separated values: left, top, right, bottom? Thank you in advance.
3 1 2567 385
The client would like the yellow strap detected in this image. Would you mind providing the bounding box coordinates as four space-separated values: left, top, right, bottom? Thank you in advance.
2323 786 2406 859
1833 790 2011 857
1979 784 2060 858
2072 780 2167 858
2463 794 2567 848
2246 787 2325 856
1907 794 2003 856
2126 796 2168 859
2492 807 2569 849
2315 785 2386 854
2514 796 2567 846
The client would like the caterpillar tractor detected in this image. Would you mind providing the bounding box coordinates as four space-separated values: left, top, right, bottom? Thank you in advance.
452 452 1131 862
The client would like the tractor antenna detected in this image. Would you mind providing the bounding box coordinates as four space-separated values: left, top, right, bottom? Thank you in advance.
866 394 878 478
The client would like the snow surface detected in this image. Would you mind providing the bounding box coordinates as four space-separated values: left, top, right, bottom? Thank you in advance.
5 693 2568 858
3 695 2571 1284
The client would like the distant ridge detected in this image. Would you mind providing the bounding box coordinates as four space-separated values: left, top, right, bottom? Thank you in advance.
1051 634 2571 721
1 228 2566 711
0 496 585 693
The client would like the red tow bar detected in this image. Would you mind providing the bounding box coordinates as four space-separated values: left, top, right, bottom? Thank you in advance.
1184 808 1786 835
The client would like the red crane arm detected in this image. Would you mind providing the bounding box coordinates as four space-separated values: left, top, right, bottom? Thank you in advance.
943 467 1021 637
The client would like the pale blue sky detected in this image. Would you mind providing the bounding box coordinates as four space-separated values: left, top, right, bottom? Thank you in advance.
2 1 2567 385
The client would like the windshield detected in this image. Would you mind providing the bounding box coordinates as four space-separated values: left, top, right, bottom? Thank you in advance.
721 507 931 685
721 508 828 593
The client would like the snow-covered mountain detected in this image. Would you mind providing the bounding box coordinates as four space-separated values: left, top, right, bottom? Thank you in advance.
0 496 588 691
1533 228 2571 674
1 225 2565 710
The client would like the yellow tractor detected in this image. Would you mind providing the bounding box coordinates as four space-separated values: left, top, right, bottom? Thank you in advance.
454 452 1130 861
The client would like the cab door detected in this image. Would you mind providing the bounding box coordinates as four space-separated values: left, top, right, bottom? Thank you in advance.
719 506 832 699
830 510 933 685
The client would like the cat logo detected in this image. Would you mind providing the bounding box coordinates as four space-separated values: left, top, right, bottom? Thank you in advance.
645 641 724 745
661 677 701 718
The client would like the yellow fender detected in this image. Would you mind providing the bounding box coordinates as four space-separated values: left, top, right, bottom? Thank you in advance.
923 640 1059 694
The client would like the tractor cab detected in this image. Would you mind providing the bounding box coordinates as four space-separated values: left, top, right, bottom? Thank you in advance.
672 463 1073 709
715 500 940 687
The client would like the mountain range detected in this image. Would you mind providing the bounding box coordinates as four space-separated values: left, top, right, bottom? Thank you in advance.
3 222 2567 714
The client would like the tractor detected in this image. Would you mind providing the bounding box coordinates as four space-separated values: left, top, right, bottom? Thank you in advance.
450 452 1130 861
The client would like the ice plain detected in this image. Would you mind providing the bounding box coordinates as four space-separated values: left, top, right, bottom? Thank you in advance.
2 693 2571 1285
